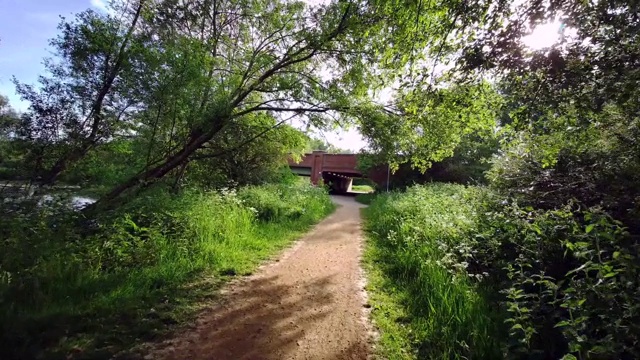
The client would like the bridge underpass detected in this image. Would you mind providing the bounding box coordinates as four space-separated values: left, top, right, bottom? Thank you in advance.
290 166 356 193
321 171 355 193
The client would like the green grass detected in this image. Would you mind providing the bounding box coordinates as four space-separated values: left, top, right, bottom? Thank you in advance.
0 183 335 359
355 192 376 205
362 184 503 359
351 184 375 193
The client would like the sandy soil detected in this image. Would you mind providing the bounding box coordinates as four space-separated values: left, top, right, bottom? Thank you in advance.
145 195 372 360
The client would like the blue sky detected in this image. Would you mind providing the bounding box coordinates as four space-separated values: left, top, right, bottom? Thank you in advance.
0 0 108 111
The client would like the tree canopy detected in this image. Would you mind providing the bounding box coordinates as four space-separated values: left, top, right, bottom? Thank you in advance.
7 0 640 211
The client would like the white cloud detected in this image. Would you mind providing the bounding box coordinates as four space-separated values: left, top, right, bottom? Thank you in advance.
90 0 109 12
324 128 367 152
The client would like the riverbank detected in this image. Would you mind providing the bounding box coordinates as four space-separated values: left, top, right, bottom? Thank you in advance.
0 183 334 359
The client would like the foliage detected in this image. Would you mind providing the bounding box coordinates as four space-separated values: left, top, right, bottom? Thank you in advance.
488 111 640 232
0 94 19 138
63 138 147 189
238 183 334 222
0 94 24 180
305 136 352 154
357 83 501 172
363 184 502 359
364 183 640 359
356 130 498 192
185 119 308 189
11 0 377 210
354 193 375 205
0 183 334 359
473 201 640 359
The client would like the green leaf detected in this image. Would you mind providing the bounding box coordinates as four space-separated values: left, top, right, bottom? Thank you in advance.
554 320 571 328
585 224 595 234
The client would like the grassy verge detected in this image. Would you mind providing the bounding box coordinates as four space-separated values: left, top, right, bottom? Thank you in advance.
363 183 639 359
362 184 503 359
352 184 374 193
355 192 376 205
0 183 334 359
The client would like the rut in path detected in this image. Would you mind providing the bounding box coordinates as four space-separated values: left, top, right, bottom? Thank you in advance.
146 195 372 360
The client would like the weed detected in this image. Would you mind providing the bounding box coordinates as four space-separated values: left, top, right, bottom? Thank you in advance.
0 183 335 359
355 193 376 205
363 183 640 359
362 184 503 359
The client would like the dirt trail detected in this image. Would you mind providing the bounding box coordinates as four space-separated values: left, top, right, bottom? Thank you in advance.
146 195 371 360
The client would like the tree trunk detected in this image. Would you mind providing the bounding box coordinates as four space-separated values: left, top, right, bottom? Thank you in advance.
172 160 190 192
85 120 225 213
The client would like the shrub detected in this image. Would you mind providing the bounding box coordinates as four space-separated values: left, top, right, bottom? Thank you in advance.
364 183 640 359
238 183 333 223
355 193 376 205
0 182 334 359
473 201 640 359
364 184 503 359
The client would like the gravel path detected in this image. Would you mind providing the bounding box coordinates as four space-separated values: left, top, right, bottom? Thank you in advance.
147 195 371 360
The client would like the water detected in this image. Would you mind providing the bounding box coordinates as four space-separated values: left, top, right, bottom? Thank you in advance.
39 194 96 210
1 183 96 210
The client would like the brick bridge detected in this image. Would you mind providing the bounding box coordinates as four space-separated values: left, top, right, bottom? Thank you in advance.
288 151 390 193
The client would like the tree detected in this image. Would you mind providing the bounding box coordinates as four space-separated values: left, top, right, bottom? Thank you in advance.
14 3 147 184
186 115 308 188
356 83 501 171
0 95 25 180
14 0 372 211
0 94 19 139
305 137 351 154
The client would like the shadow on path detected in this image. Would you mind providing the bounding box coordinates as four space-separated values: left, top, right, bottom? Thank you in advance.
148 195 369 360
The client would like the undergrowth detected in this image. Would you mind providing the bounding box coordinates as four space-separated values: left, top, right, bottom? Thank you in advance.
0 183 334 359
355 193 376 205
363 184 503 359
363 183 639 359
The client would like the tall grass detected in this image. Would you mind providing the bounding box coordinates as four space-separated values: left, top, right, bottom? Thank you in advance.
365 183 640 359
363 184 503 359
355 193 376 205
351 184 375 193
0 183 334 359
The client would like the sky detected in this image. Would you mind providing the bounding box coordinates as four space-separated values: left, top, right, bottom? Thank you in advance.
0 0 95 107
0 0 562 152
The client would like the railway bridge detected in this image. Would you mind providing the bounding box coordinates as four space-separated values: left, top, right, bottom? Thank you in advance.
288 151 391 193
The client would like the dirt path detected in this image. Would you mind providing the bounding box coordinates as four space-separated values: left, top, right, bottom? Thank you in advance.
146 195 371 360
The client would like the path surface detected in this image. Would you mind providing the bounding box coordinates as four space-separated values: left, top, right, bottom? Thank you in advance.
147 195 371 360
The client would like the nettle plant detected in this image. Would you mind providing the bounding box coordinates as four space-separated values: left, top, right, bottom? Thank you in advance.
478 203 640 359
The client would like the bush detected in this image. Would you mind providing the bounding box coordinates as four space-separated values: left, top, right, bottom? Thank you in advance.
238 183 334 223
355 193 376 205
364 183 640 359
363 184 503 359
0 182 334 359
474 201 640 359
487 120 640 233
